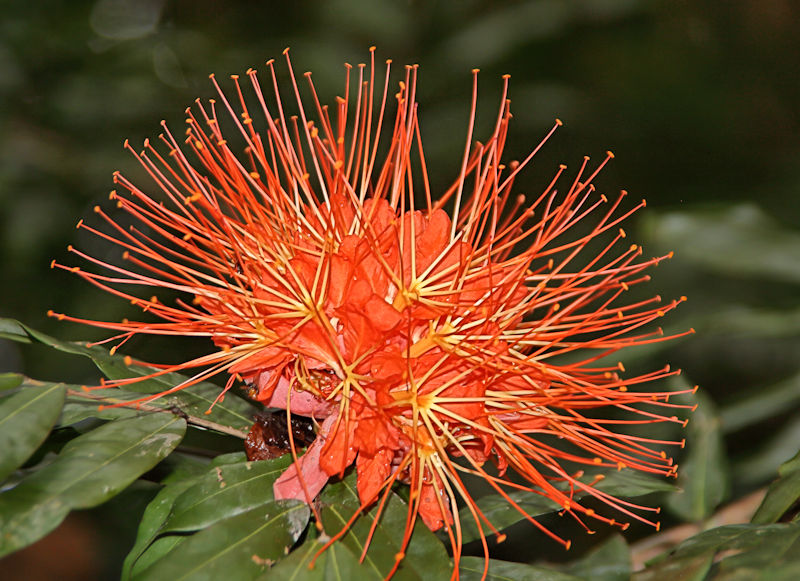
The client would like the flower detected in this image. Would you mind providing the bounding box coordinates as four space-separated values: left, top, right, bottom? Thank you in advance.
51 48 693 578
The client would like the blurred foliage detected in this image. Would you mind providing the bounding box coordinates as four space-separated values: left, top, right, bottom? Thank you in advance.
2 0 800 579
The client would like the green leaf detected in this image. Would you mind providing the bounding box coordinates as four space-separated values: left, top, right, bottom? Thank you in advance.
0 373 24 391
560 535 630 581
459 469 675 544
0 318 258 433
632 554 713 581
0 381 66 482
59 390 142 425
132 500 310 581
458 489 560 545
594 469 678 497
645 204 800 283
268 536 371 581
667 388 728 521
123 455 213 581
161 456 293 533
0 413 186 558
458 556 583 581
316 472 451 581
0 318 30 343
637 523 800 580
752 449 800 524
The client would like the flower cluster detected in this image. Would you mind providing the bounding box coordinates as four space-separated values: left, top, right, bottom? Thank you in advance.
52 48 692 577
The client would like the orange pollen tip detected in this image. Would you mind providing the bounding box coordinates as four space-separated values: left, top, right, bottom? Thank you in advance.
124 356 132 365
621 282 629 291
619 385 628 392
76 219 84 229
622 523 630 531
249 172 259 179
617 362 626 372
50 260 56 268
585 509 595 516
555 118 563 126
619 228 626 238
97 405 105 411
394 552 405 562
496 533 507 543
607 150 615 159
81 385 90 392
565 540 572 550
93 205 101 213
122 251 130 260
472 68 480 74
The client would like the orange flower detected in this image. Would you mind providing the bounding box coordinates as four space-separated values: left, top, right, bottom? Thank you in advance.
52 48 693 578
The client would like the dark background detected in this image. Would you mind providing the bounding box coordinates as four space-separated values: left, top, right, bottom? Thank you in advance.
2 0 799 578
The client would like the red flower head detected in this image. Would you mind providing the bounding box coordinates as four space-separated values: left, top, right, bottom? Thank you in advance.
52 48 693 578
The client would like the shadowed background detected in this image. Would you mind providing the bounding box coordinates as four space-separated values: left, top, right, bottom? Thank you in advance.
2 0 799 578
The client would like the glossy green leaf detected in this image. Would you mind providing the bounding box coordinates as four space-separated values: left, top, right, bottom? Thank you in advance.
0 318 30 343
560 535 630 581
130 536 187 580
0 373 24 391
268 535 372 581
667 389 728 521
632 554 713 581
458 556 583 581
123 455 213 581
0 318 258 433
638 523 800 580
161 455 293 533
132 500 310 581
752 449 800 524
459 468 675 544
59 390 141 425
317 472 451 581
0 381 66 482
0 413 186 558
645 204 800 283
594 469 678 497
458 489 560 544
